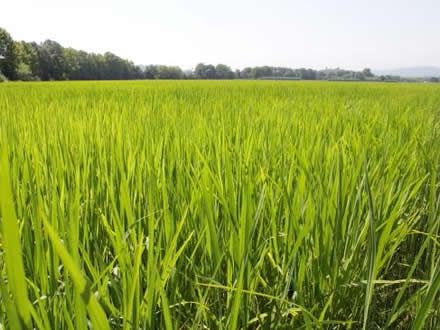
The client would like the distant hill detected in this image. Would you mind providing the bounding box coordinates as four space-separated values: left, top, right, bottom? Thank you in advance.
373 66 440 78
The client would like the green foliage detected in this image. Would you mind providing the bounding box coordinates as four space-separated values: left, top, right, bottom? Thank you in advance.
16 63 38 81
0 145 33 329
0 27 388 83
194 63 217 79
15 41 40 80
0 27 18 80
215 64 234 79
0 81 439 329
0 71 7 82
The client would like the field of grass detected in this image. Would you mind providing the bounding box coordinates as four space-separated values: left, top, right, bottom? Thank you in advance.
0 80 440 329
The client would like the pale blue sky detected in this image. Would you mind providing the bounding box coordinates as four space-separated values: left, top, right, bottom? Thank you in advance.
3 0 439 70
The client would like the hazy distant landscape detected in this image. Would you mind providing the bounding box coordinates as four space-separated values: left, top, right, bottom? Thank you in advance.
374 66 440 78
2 27 440 84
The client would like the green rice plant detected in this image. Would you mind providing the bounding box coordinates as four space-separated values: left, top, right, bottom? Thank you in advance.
0 80 439 329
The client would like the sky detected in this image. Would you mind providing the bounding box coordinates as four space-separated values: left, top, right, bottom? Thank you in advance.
2 0 440 71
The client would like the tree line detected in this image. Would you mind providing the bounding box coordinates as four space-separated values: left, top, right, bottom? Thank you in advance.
1 27 380 82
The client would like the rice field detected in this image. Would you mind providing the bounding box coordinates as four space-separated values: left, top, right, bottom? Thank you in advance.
0 80 440 329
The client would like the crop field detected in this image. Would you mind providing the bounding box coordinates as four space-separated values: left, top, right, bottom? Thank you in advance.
1 80 440 329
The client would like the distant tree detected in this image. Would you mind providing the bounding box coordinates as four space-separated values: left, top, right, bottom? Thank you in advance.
362 68 374 77
354 72 366 81
103 52 123 79
240 67 252 79
144 65 158 79
63 48 81 80
2 27 382 83
15 41 40 80
0 27 18 80
156 65 183 79
140 65 183 79
132 65 144 79
16 62 35 81
37 40 66 80
194 63 216 79
194 63 204 78
222 66 374 81
215 64 234 79
89 53 105 80
204 64 216 79
249 66 272 79
1 28 158 81
297 68 316 80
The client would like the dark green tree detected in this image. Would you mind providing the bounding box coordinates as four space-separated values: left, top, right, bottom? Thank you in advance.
215 64 234 79
194 63 216 79
362 68 374 77
0 27 18 80
38 40 66 80
15 41 40 80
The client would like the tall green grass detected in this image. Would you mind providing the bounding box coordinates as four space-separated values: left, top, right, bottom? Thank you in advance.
0 80 440 329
